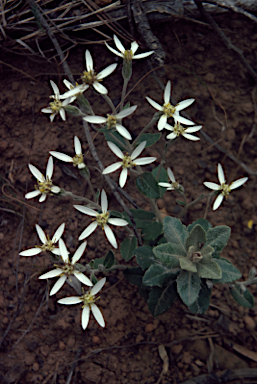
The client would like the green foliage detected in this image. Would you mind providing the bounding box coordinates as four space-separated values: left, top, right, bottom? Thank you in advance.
104 250 115 268
137 133 161 148
177 271 201 306
123 266 145 287
120 236 137 261
205 226 231 254
134 245 158 270
104 131 126 150
163 216 188 250
152 166 168 198
148 283 178 317
143 264 179 287
187 219 212 233
153 243 183 267
230 285 254 308
213 258 242 283
188 283 211 314
141 222 163 242
185 224 206 250
136 172 160 198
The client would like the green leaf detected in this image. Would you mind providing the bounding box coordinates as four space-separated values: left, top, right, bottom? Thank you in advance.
163 216 188 252
134 245 158 270
120 237 137 261
148 283 178 317
187 219 212 233
104 250 115 268
136 172 160 198
176 200 186 206
213 258 242 283
130 209 156 220
204 226 231 253
188 283 211 314
93 257 105 269
153 243 185 267
230 286 254 308
142 222 163 242
177 271 201 306
104 131 127 150
137 133 161 148
152 166 168 198
143 264 178 287
123 267 144 287
186 224 206 251
179 258 197 273
197 260 222 279
201 245 214 263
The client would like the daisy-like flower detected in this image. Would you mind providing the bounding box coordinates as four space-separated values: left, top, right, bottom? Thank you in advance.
25 156 60 203
74 190 128 248
50 136 86 169
41 80 74 122
105 34 154 60
165 121 202 141
62 50 117 97
39 239 93 296
83 105 137 140
158 168 183 191
60 79 89 99
102 141 156 188
203 163 248 211
58 277 106 330
19 223 65 257
146 81 195 130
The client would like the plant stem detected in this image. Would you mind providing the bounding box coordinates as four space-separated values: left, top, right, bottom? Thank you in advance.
120 77 129 112
132 113 160 148
101 94 116 114
60 189 101 210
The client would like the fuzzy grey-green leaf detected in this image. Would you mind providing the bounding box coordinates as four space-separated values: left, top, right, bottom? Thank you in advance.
197 260 222 279
179 257 197 273
213 258 242 283
177 271 201 306
205 226 231 253
186 224 206 251
143 264 178 287
163 217 188 251
153 243 185 267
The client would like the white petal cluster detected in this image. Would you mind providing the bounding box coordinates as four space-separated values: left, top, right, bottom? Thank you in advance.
60 79 89 99
105 35 154 60
58 277 106 330
50 136 86 169
39 239 92 296
83 105 137 140
19 223 65 257
102 141 156 188
41 80 74 122
74 190 128 248
203 163 248 210
158 168 182 191
25 156 60 203
146 81 195 131
165 121 202 141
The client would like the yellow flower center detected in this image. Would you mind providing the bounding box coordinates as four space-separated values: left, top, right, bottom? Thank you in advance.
220 184 231 197
172 122 186 137
81 70 100 85
61 263 75 276
35 177 52 194
124 49 133 61
163 103 176 117
36 235 55 252
107 115 117 129
80 291 98 307
171 181 179 190
122 155 135 169
72 154 84 167
96 211 109 229
49 100 63 113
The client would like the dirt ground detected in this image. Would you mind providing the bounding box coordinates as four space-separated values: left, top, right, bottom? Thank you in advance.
1 11 257 384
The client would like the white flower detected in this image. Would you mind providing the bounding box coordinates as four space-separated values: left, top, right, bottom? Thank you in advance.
146 81 195 130
83 105 137 140
25 156 60 203
74 190 128 248
39 239 93 296
105 35 154 60
203 163 248 211
158 168 182 191
165 121 202 141
19 223 65 257
60 79 89 99
102 141 156 188
41 80 74 122
58 277 106 330
50 136 86 169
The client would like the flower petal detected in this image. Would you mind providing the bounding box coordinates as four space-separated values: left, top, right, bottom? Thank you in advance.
74 136 82 155
50 275 67 296
213 194 224 211
29 164 44 182
119 168 128 188
108 218 128 226
164 81 171 104
83 115 107 124
91 303 105 327
182 133 200 141
50 80 59 97
146 97 162 111
105 42 123 58
85 50 93 72
133 51 154 59
167 168 176 183
101 189 108 213
59 108 66 121
175 98 195 111
51 186 61 194
107 141 124 159
217 164 226 184
114 34 125 53
102 162 123 175
203 182 220 190
131 141 146 160
230 177 248 190
39 268 63 279
73 271 92 286
158 182 174 189
72 241 87 264
39 194 47 203
25 190 41 199
35 224 47 244
74 205 98 217
185 125 202 133
79 221 98 241
58 296 82 305
82 306 90 330
131 40 139 54
92 81 108 95
134 157 156 166
103 224 117 248
166 132 177 140
174 114 195 126
91 277 106 296
19 248 42 256
116 105 137 119
41 108 53 114
59 238 69 263
52 223 65 243
97 63 117 80
46 156 54 179
115 124 132 140
49 151 73 163
158 114 167 130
